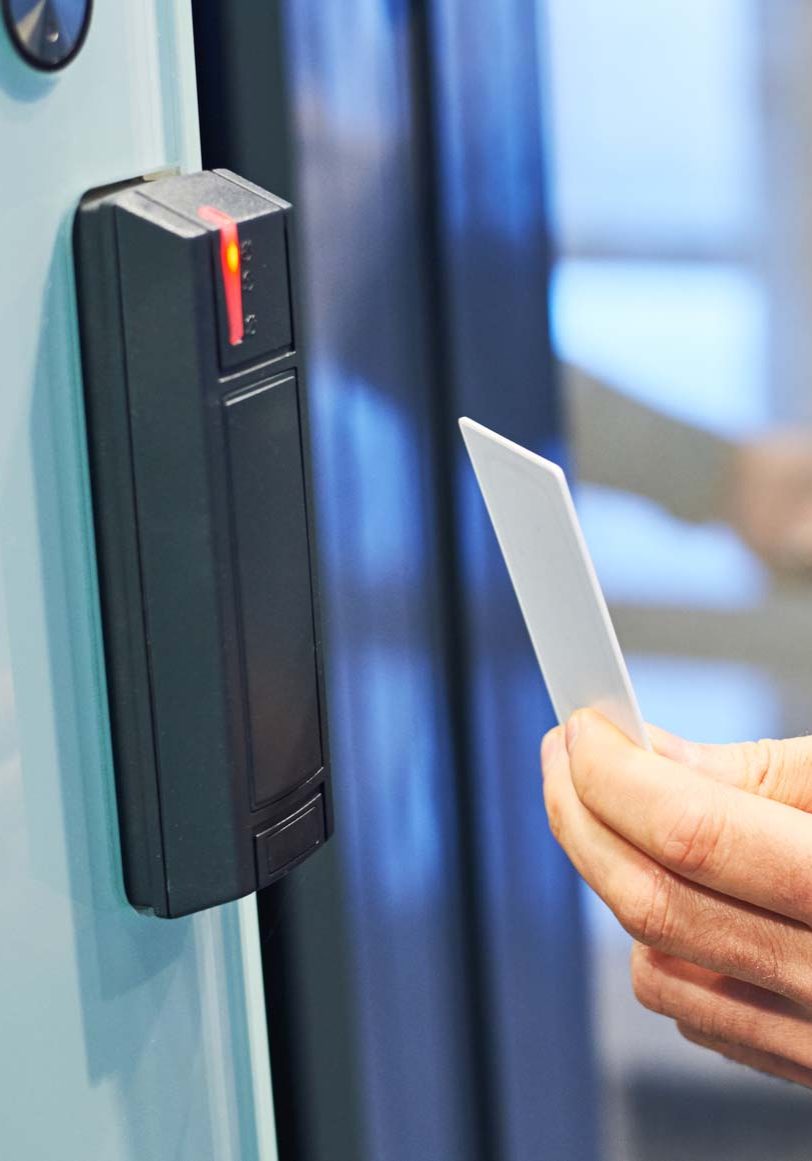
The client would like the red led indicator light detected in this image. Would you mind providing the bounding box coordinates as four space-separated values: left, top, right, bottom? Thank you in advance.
197 204 244 346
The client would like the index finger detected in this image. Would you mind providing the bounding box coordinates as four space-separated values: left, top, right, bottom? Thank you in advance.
647 724 812 812
566 709 812 927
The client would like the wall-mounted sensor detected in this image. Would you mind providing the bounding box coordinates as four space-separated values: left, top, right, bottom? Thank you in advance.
74 170 332 917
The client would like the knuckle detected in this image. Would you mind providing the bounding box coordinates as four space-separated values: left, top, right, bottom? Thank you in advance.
747 736 812 809
686 1003 727 1045
543 784 565 846
660 795 729 878
630 947 666 1012
630 946 693 1025
748 927 784 992
689 987 757 1049
677 1019 727 1055
743 738 783 798
676 1020 705 1046
618 865 676 949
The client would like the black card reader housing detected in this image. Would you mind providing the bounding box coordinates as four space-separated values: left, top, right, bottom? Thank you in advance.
75 170 332 918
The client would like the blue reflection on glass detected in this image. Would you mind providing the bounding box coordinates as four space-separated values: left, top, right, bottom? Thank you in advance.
432 0 542 240
429 0 600 1154
310 364 445 904
286 3 480 1156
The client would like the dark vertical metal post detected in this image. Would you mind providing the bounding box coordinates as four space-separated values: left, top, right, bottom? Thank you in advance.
407 5 501 1156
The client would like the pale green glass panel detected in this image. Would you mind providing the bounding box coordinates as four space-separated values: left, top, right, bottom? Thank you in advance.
0 4 276 1158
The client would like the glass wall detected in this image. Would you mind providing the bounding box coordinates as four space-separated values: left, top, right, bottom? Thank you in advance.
545 1 812 1157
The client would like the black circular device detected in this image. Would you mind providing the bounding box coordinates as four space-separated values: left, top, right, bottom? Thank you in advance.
3 0 91 71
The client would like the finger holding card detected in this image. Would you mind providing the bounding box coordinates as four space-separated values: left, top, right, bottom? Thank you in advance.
461 418 812 1088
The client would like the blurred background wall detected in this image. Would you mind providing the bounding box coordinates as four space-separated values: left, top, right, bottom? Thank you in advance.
546 1 812 1157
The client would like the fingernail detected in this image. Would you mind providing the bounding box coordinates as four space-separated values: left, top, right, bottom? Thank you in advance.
566 713 580 753
541 728 561 772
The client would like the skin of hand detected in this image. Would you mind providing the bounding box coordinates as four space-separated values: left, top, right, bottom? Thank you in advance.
728 432 812 573
541 709 812 1088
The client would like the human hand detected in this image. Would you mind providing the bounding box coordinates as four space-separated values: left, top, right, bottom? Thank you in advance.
541 710 812 1087
729 432 812 573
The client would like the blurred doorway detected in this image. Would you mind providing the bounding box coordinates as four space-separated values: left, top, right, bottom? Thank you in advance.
545 1 812 1157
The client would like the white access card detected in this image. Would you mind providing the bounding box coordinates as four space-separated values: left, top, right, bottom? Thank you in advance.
460 417 650 749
